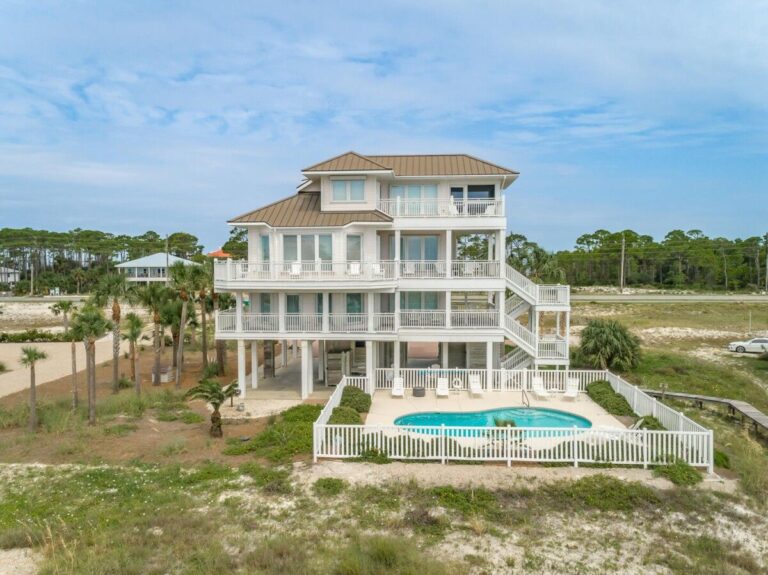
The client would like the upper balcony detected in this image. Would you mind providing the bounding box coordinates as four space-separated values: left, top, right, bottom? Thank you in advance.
214 259 505 291
376 198 504 220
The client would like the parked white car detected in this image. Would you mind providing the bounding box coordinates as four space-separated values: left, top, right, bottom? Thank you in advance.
728 338 768 353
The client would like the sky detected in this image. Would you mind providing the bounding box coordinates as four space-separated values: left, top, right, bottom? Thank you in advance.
0 1 767 251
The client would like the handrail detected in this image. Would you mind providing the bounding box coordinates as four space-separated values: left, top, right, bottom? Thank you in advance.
521 388 530 408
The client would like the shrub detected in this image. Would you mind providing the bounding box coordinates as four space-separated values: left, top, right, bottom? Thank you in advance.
547 474 659 512
103 423 139 437
714 449 731 470
281 404 323 423
313 477 347 497
201 361 220 380
357 448 390 464
117 377 133 390
578 319 641 370
586 381 635 416
180 411 205 424
333 535 453 575
0 329 76 343
758 351 768 362
639 415 665 430
340 386 372 414
0 361 6 373
239 462 292 494
654 459 702 486
328 406 361 425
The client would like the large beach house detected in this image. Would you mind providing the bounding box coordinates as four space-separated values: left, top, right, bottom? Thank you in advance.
214 152 570 399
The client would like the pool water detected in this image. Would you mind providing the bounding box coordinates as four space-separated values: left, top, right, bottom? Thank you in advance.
394 407 591 429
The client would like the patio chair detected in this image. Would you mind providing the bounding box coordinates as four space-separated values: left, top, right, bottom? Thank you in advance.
289 261 302 277
531 376 551 400
483 203 496 216
436 377 449 398
448 198 460 216
563 377 579 401
348 261 361 276
391 377 405 398
469 374 483 397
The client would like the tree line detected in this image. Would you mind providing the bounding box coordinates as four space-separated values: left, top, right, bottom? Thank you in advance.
0 228 204 294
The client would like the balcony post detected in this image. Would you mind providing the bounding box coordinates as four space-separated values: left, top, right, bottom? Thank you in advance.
278 292 286 333
497 229 505 277
226 258 232 280
393 340 401 377
237 339 246 398
367 292 374 332
445 229 452 278
445 291 451 328
250 341 259 389
235 292 243 333
394 290 400 330
486 340 493 391
322 292 329 332
394 230 401 280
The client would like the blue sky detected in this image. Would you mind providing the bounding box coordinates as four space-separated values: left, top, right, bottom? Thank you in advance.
0 1 766 251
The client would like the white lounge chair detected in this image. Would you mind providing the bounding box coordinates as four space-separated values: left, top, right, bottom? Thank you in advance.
289 261 302 277
563 377 579 401
436 377 449 397
531 376 551 400
469 374 483 397
391 377 405 398
483 203 496 216
348 261 361 275
448 198 460 216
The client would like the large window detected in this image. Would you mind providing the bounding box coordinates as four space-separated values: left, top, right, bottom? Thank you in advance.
390 184 438 215
332 179 365 202
286 294 300 314
260 294 272 313
346 293 363 314
283 234 333 262
400 291 439 310
260 235 270 261
346 235 362 261
402 235 438 260
467 184 495 200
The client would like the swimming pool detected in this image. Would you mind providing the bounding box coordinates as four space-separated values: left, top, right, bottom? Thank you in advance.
394 407 592 430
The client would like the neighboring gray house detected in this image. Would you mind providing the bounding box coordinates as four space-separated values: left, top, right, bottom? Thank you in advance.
115 252 196 284
0 266 20 287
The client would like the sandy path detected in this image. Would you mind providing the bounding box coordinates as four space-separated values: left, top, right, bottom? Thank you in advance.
0 335 130 399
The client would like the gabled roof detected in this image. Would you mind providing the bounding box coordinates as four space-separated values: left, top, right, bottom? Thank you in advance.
229 192 391 227
115 253 196 268
302 151 391 173
302 151 518 177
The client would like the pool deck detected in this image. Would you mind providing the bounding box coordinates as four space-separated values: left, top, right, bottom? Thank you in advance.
366 391 627 429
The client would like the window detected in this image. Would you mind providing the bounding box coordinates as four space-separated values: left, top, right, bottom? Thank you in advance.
390 184 438 215
346 235 362 261
400 291 439 310
286 295 300 314
260 294 272 314
401 235 439 260
260 235 270 262
346 293 362 314
283 235 298 261
332 179 365 202
316 293 323 314
467 184 495 199
450 186 464 202
284 234 333 261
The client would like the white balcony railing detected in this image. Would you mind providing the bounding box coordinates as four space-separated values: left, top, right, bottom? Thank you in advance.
376 198 504 218
215 260 396 283
450 310 499 327
399 310 446 328
216 259 504 283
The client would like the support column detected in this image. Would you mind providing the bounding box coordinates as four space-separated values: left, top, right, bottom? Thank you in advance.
301 339 312 399
367 292 375 332
497 229 505 273
393 340 401 377
291 340 298 360
441 341 449 368
281 339 288 368
365 340 374 394
237 339 246 398
497 290 505 328
394 290 401 330
445 229 452 278
235 292 243 333
445 290 451 328
322 292 329 332
486 340 493 391
394 229 401 279
250 341 258 389
278 293 286 333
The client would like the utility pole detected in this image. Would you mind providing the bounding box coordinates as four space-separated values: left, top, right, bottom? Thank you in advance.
619 234 626 293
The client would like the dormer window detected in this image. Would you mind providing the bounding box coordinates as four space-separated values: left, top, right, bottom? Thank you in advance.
332 178 365 202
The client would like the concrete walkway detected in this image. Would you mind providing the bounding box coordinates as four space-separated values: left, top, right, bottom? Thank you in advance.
0 334 129 399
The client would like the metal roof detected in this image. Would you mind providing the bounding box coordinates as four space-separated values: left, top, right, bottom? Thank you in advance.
302 152 518 176
229 192 391 227
115 253 196 268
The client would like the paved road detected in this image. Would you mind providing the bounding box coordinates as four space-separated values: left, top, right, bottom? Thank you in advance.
0 295 88 303
572 294 768 303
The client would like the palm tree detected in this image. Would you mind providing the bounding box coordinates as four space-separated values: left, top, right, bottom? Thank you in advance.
50 301 79 409
136 283 169 386
123 312 144 396
169 262 199 389
93 274 134 394
71 305 112 425
160 298 183 369
196 261 213 370
20 347 48 432
72 268 86 295
184 379 238 437
578 319 641 371
49 301 76 333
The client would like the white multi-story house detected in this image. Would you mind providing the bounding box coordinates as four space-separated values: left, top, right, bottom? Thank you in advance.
214 152 570 398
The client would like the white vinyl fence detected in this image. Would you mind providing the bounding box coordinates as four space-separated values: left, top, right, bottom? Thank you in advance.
314 370 713 472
